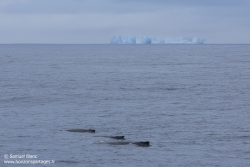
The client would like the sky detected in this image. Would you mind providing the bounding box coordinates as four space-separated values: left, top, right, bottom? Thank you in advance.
0 0 250 44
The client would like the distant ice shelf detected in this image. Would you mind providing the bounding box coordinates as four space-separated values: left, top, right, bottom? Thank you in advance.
110 36 206 44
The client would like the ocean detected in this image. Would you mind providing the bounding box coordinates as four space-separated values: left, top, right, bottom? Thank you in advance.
1 44 250 167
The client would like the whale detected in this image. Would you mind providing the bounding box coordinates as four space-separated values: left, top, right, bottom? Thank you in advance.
94 136 125 140
65 129 95 133
103 141 150 147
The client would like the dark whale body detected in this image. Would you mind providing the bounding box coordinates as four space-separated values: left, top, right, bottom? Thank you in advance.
66 129 95 133
105 141 150 147
95 136 125 140
109 136 125 140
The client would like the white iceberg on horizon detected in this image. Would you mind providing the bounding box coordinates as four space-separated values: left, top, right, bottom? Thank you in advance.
110 36 206 44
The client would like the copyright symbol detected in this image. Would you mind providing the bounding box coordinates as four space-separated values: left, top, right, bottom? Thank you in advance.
4 154 8 159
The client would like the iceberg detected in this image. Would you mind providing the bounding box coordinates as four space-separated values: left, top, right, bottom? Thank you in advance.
110 36 206 44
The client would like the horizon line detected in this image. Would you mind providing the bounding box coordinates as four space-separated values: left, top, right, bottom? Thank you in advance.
1 43 250 45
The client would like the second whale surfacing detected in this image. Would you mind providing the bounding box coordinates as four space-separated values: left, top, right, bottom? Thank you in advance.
103 141 150 147
94 136 125 140
65 129 95 133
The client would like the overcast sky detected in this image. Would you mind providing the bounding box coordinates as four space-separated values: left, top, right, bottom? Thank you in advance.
0 0 250 44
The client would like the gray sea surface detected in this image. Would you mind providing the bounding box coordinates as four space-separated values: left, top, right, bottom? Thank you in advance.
1 44 250 167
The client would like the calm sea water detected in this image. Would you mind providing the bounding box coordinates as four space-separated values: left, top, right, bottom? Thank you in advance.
1 44 250 167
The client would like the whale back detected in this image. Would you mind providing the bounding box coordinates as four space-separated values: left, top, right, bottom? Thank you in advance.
109 136 125 140
133 141 150 146
66 129 95 133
